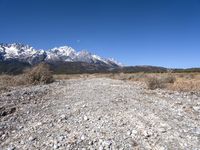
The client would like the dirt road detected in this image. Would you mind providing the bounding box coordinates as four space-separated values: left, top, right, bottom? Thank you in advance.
1 78 200 149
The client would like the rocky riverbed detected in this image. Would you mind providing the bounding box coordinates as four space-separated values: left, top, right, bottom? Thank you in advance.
0 78 200 150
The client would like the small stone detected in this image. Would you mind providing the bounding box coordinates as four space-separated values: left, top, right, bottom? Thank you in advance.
158 127 166 133
20 140 25 145
102 140 112 147
193 128 200 135
53 144 59 149
193 106 200 111
60 114 66 120
7 146 15 150
57 143 61 147
131 130 138 135
99 145 104 150
37 122 42 126
6 93 11 97
58 135 65 141
65 105 71 109
142 130 152 138
89 141 94 145
2 134 7 140
54 140 58 145
127 130 132 135
80 135 85 140
59 114 68 122
18 126 24 130
46 133 52 137
84 116 88 121
29 136 36 141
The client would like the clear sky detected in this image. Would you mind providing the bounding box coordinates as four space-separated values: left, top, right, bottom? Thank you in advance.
0 0 200 68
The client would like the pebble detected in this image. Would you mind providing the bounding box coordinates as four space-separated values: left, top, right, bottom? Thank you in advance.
80 135 85 140
18 126 24 130
60 114 67 120
102 140 112 147
29 136 36 141
131 129 138 135
84 116 89 121
1 78 200 149
53 144 59 149
193 106 200 111
89 141 94 145
127 130 132 135
58 135 65 141
99 145 104 150
49 123 54 127
158 127 167 133
142 130 152 138
7 146 15 150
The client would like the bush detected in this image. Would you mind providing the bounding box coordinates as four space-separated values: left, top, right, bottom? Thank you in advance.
0 63 54 89
161 75 176 83
0 75 13 86
25 63 54 84
146 77 165 90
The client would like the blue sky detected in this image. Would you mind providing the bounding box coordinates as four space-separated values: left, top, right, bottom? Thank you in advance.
0 0 200 68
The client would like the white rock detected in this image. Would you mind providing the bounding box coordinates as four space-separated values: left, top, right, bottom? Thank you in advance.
29 136 36 141
131 129 138 135
60 114 66 119
80 135 85 140
127 130 132 135
193 106 200 111
84 116 88 121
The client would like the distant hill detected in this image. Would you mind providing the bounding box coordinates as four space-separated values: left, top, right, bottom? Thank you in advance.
113 66 168 73
0 60 30 75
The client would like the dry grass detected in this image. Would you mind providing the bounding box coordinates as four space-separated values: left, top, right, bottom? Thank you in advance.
168 77 200 92
0 63 54 93
94 72 200 92
54 74 89 80
40 72 200 92
24 63 54 84
161 75 176 83
145 77 165 90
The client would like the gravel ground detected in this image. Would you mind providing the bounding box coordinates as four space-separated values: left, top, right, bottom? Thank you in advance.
0 78 200 150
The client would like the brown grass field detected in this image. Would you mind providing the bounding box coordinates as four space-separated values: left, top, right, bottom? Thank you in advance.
1 71 200 93
54 72 200 92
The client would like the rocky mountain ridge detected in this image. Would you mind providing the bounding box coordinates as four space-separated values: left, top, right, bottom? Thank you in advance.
0 43 121 68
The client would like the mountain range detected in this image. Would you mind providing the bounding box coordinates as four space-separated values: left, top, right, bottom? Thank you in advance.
0 43 123 74
0 43 199 74
0 43 121 67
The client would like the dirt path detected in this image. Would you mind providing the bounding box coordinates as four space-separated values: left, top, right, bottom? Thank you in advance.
1 78 200 149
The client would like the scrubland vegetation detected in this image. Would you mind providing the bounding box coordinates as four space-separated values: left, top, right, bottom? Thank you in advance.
54 72 200 92
1 62 200 93
0 63 53 93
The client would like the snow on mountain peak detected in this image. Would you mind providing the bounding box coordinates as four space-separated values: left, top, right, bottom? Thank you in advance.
0 43 37 59
108 58 123 66
0 43 121 67
51 46 76 55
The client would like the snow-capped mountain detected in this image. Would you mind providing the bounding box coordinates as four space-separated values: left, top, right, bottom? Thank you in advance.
0 43 121 68
0 43 46 64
